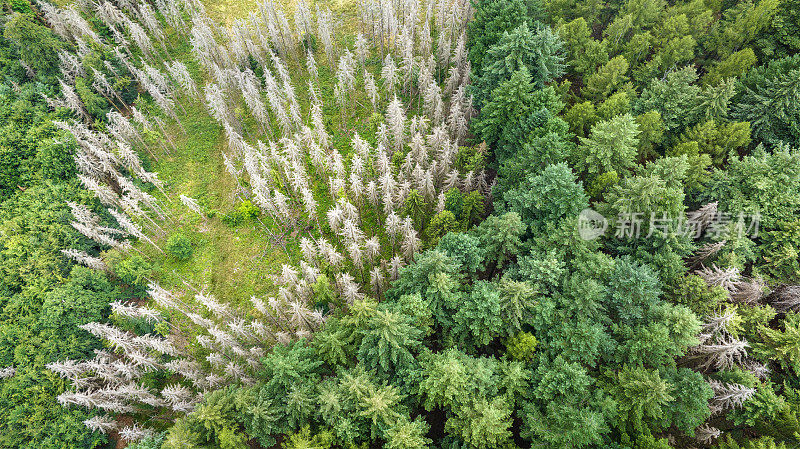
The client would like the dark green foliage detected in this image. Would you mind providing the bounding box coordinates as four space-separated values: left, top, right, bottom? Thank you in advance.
471 67 536 152
472 22 564 109
733 54 800 147
452 281 504 347
471 212 525 273
634 67 701 134
501 162 587 232
494 124 573 196
473 66 566 165
0 185 110 449
0 84 75 200
467 0 528 73
758 0 800 59
2 13 61 79
357 302 423 378
520 356 609 448
436 232 486 274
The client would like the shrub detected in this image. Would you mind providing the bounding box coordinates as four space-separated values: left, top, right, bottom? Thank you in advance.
166 233 193 261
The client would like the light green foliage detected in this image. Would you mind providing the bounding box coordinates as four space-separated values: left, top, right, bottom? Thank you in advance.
222 199 260 226
282 426 334 449
584 55 630 101
760 220 800 282
384 417 431 449
564 100 597 137
426 211 458 247
607 366 674 433
557 17 609 76
758 312 800 375
110 253 154 295
416 349 516 448
709 0 780 59
587 170 620 199
704 48 758 86
717 436 788 449
164 388 248 449
0 184 109 449
634 110 665 158
498 278 537 331
596 91 632 120
678 119 751 165
446 396 513 449
704 145 800 230
417 348 499 411
505 331 538 361
74 77 107 120
666 274 727 317
633 35 697 83
460 191 486 229
166 233 194 260
574 114 640 177
126 432 167 449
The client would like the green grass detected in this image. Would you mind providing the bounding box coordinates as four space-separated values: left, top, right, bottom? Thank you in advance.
125 33 298 308
134 92 294 306
201 0 362 33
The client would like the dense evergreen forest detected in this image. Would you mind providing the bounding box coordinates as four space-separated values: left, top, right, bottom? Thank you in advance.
1 0 799 447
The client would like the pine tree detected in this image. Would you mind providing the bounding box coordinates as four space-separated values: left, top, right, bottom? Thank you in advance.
574 113 640 177
473 22 565 109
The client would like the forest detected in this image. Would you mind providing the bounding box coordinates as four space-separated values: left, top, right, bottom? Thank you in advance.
0 0 799 447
